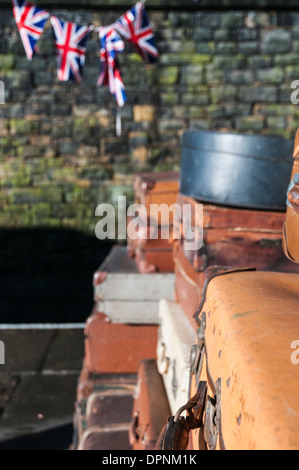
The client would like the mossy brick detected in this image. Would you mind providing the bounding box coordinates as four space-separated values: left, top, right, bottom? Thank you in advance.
224 103 251 117
59 141 77 155
221 12 244 28
181 65 204 85
239 86 277 103
254 104 295 117
128 131 149 147
247 55 272 69
79 166 113 181
12 186 62 204
213 55 246 70
207 105 226 119
236 116 265 131
2 70 32 89
173 106 205 119
195 12 220 27
0 54 14 71
228 70 254 85
215 42 238 55
239 41 259 55
266 116 286 129
194 27 214 42
181 89 209 106
274 53 299 67
261 29 291 54
158 67 179 85
196 41 215 55
211 85 236 104
10 119 39 135
286 66 299 80
0 207 31 227
9 104 25 119
206 65 226 84
257 68 284 84
160 92 179 106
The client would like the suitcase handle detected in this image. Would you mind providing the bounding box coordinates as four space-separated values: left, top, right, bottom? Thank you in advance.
155 381 207 451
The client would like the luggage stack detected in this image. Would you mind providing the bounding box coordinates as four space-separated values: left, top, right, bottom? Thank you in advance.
73 129 299 451
156 129 299 450
73 173 179 450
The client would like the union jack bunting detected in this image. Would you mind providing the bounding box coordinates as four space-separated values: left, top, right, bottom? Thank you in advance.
114 1 159 64
51 16 91 84
12 0 50 60
98 27 126 107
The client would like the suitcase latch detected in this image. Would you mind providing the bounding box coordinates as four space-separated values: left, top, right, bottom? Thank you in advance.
190 312 206 380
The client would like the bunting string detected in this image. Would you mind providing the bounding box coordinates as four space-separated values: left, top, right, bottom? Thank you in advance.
12 0 159 110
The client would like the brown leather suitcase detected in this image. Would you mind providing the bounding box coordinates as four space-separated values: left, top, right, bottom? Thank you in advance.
129 359 171 450
78 389 134 450
133 171 179 218
128 171 179 273
84 307 158 374
173 194 299 325
73 363 136 449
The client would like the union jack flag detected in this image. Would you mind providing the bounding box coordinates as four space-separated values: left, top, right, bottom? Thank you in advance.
114 1 159 64
12 0 50 60
98 27 126 107
51 16 91 84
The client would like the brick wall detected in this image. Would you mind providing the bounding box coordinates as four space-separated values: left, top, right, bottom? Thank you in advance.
1 7 299 234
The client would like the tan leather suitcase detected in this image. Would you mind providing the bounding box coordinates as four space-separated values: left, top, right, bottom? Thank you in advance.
187 268 299 450
173 195 299 326
129 359 171 450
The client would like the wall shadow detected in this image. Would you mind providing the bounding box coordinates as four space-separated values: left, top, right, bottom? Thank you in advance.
0 228 113 323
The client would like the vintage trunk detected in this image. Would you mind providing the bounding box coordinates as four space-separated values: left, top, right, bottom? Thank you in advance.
128 171 179 273
180 129 293 211
188 268 299 450
73 366 136 450
173 194 299 325
156 299 195 415
129 359 171 450
93 271 175 324
84 307 158 374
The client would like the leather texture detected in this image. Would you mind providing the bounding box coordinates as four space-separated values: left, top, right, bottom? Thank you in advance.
129 359 171 450
190 270 299 450
180 129 294 210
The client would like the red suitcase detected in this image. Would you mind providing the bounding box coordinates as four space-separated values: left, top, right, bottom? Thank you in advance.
129 359 171 450
84 307 158 375
173 194 299 325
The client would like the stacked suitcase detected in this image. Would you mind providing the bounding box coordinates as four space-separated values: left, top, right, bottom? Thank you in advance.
73 129 299 451
127 171 179 273
73 173 179 450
